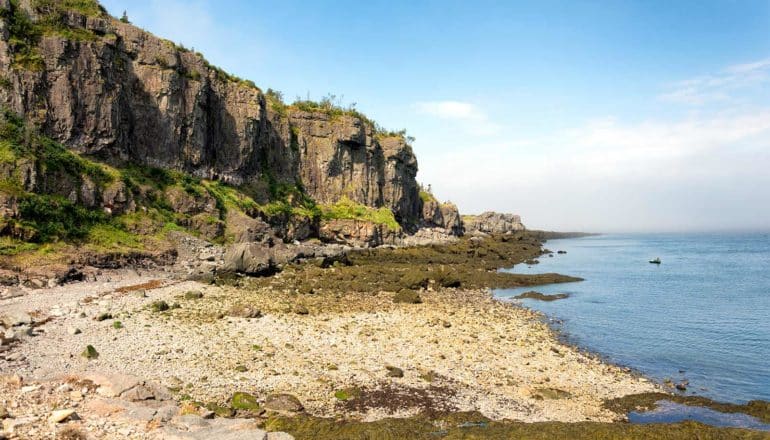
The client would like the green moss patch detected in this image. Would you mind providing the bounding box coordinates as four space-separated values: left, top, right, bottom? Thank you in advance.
320 196 400 230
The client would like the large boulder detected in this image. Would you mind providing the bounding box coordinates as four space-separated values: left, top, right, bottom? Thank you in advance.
222 242 347 275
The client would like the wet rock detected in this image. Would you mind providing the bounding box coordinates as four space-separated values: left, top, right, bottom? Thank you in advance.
514 291 570 302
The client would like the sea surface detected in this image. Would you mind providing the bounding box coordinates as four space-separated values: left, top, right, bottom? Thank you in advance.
494 232 770 404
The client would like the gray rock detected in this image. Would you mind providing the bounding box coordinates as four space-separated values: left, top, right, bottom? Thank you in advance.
263 394 303 414
0 311 31 327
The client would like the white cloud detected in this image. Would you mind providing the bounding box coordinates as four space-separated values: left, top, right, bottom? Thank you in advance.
658 57 770 105
414 100 501 135
420 107 770 231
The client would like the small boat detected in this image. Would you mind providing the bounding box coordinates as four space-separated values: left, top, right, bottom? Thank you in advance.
649 258 661 264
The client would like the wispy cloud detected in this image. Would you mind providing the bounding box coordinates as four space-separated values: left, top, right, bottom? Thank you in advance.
658 57 770 105
414 100 501 135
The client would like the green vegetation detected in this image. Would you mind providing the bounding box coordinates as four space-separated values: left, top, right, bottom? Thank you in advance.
231 392 260 411
266 413 770 440
81 345 98 359
320 196 400 230
419 190 436 203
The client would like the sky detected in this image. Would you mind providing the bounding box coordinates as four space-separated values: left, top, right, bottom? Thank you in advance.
99 0 770 232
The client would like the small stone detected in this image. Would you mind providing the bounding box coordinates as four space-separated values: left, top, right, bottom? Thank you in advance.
386 366 404 378
133 290 147 298
235 365 248 373
82 345 99 359
48 409 77 423
0 406 8 419
68 327 81 335
263 394 303 413
0 311 31 327
184 291 204 300
228 304 261 319
294 305 309 315
149 301 170 312
94 313 112 321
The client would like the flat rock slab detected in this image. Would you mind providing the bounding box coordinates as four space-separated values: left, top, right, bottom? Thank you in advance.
163 416 283 440
84 372 140 398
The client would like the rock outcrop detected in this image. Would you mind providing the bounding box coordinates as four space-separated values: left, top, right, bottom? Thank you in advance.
463 212 525 235
0 0 421 227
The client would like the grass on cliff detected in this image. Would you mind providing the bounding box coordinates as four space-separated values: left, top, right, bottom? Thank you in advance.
320 196 400 230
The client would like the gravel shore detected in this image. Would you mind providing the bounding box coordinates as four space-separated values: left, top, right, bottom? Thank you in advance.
0 264 659 438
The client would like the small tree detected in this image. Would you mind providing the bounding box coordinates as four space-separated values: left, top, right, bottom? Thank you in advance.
120 10 130 24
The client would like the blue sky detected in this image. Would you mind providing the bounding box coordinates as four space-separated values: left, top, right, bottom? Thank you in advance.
100 0 770 232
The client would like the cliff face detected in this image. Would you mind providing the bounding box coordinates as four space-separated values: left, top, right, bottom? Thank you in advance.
0 0 421 226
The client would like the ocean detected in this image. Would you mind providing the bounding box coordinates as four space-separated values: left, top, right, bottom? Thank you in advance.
494 232 770 404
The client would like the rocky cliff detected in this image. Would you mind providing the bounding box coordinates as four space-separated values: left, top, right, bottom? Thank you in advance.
0 0 422 230
463 212 525 235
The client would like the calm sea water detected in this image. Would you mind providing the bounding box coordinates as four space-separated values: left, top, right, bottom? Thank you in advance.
495 233 770 404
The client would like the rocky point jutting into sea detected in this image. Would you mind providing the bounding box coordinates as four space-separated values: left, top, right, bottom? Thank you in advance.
1 1 769 439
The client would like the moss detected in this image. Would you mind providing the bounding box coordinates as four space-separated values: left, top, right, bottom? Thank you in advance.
112 320 122 329
149 301 170 312
320 196 400 230
334 387 361 401
184 291 204 300
81 345 98 359
266 413 770 440
605 393 770 424
419 190 436 203
231 392 260 411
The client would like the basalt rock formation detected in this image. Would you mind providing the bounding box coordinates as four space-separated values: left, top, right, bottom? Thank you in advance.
0 0 420 229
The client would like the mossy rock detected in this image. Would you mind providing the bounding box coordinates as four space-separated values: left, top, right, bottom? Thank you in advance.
386 365 404 378
95 312 113 321
149 300 170 312
334 387 361 401
393 289 422 304
401 271 429 289
205 402 235 417
112 321 122 329
533 387 571 400
231 392 260 411
81 345 99 359
184 291 204 300
235 365 248 372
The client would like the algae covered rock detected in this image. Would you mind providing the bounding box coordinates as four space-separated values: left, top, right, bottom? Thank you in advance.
386 366 404 378
81 345 99 359
393 289 422 304
231 392 260 411
184 291 204 300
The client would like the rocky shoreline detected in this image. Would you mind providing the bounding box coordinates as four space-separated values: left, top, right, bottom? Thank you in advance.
2 233 769 439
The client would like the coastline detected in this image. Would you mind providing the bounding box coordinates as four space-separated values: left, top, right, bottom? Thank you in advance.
1 232 768 439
